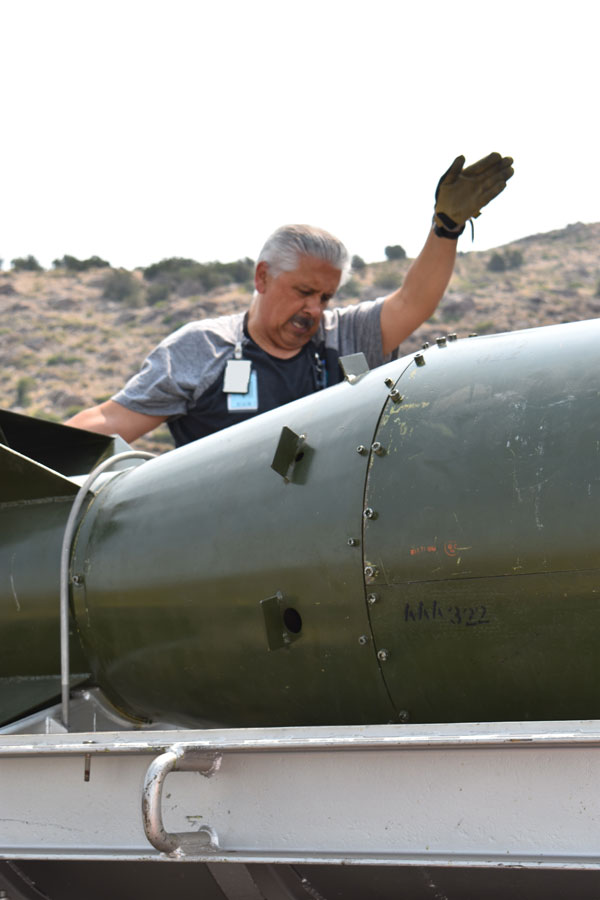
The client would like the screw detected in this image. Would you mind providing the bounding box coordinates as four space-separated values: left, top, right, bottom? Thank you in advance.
364 565 378 579
371 441 385 456
356 445 367 455
347 538 359 547
384 377 395 388
358 634 369 645
367 593 378 605
398 710 410 723
447 333 458 341
468 332 478 338
71 574 83 585
363 507 377 520
377 649 390 662
436 336 447 347
389 389 402 403
414 353 426 367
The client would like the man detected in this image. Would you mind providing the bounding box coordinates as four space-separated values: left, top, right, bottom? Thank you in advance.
66 153 513 446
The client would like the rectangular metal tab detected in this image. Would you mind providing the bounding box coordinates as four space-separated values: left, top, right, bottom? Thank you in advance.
338 352 369 383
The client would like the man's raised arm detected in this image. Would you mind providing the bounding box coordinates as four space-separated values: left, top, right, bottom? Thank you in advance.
380 152 514 355
65 399 167 443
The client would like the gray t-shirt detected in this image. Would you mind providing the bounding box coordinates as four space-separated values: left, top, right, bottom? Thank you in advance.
113 298 389 445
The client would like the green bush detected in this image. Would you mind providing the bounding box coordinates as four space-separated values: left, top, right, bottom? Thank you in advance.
351 254 366 271
46 354 82 366
102 269 143 305
336 277 361 299
487 253 506 273
374 270 401 291
143 256 255 297
16 377 35 407
11 255 43 272
384 245 406 261
146 282 171 305
53 254 111 271
487 249 524 273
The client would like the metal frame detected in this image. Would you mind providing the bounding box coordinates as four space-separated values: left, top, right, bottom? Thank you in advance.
2 720 600 867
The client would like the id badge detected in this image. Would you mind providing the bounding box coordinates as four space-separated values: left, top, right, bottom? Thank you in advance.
227 370 259 411
223 358 252 394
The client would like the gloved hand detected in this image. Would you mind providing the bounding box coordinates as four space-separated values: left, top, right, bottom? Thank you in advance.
434 152 514 239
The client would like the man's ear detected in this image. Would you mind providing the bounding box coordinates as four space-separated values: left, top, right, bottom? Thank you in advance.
255 260 270 294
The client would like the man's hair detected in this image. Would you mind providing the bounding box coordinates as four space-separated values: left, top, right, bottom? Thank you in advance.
256 224 351 284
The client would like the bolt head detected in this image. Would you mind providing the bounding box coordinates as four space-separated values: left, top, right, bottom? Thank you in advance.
377 649 389 662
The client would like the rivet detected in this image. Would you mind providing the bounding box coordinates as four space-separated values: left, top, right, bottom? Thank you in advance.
367 593 378 605
358 634 369 646
363 507 377 520
436 336 447 347
414 353 426 367
356 445 367 455
371 442 385 456
377 648 390 662
347 538 359 547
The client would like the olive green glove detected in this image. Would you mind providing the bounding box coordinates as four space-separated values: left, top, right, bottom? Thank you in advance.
434 152 514 239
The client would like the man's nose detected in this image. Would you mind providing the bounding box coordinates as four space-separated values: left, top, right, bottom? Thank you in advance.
304 294 322 317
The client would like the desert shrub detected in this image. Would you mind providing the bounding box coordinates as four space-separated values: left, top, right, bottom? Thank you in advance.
384 245 406 261
46 354 82 366
11 255 43 272
506 249 524 269
487 253 506 273
146 282 171 305
53 254 111 271
595 280 600 298
16 377 35 406
336 277 361 299
102 269 143 305
487 250 524 273
374 269 401 290
351 254 366 271
144 257 255 297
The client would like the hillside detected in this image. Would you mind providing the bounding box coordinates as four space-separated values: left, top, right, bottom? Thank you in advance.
2 221 599 455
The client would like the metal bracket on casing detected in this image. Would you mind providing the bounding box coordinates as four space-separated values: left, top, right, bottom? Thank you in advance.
261 591 303 651
338 352 369 384
271 426 307 482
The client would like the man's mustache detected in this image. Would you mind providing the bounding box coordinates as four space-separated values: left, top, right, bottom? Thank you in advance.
290 313 315 330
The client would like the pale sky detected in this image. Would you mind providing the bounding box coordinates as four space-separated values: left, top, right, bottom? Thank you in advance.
2 0 598 270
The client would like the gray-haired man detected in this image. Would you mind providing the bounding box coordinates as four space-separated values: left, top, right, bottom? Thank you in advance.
66 153 513 447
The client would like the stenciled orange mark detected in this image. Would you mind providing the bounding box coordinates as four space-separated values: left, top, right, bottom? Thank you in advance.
410 545 437 556
409 540 460 558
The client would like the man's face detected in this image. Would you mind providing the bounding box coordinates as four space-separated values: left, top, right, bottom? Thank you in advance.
251 254 342 357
